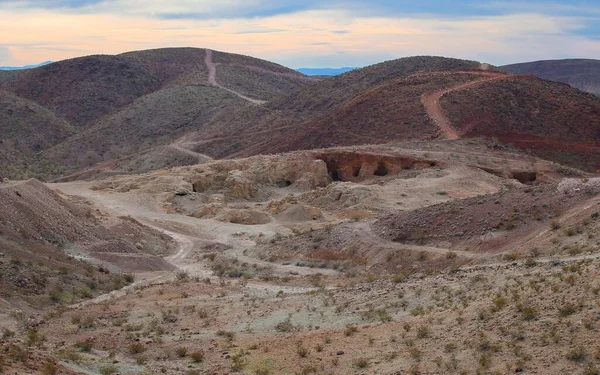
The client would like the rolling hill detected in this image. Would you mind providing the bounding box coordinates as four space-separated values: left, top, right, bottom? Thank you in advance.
440 75 600 170
501 59 600 96
172 57 600 172
3 49 600 181
0 47 315 179
182 56 486 157
43 85 248 171
0 90 75 178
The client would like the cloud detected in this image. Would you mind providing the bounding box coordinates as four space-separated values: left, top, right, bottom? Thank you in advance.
0 0 103 9
234 28 286 35
0 3 598 67
3 0 598 20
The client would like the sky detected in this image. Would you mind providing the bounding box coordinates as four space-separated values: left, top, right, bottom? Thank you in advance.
0 0 599 68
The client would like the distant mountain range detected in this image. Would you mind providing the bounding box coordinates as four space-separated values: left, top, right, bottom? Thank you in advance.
0 61 53 70
501 59 600 96
296 67 357 76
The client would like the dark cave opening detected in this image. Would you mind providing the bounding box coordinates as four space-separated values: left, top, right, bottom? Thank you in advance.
374 162 389 176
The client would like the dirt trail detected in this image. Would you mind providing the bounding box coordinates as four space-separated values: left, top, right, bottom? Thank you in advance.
51 182 337 281
421 73 510 140
204 49 267 105
356 222 478 259
168 139 214 161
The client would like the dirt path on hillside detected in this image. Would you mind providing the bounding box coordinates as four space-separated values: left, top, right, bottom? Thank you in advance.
356 222 478 258
421 73 510 140
204 49 267 105
168 139 214 161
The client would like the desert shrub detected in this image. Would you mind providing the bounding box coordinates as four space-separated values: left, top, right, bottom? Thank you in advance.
491 295 507 311
99 365 117 375
128 342 146 354
416 326 430 339
518 304 537 321
2 328 15 339
135 356 147 365
297 345 309 358
503 252 519 261
26 328 44 347
216 330 235 341
190 350 204 363
75 338 94 352
275 317 298 332
175 347 188 358
81 316 96 328
566 347 587 362
446 251 457 260
41 361 59 375
558 303 578 317
353 357 369 368
344 324 358 336
252 360 273 375
230 350 248 371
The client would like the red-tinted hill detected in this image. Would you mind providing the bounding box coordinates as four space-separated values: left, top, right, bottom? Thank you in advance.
440 76 600 171
185 56 487 157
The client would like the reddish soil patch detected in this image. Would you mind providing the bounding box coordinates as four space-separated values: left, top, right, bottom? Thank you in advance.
373 183 594 252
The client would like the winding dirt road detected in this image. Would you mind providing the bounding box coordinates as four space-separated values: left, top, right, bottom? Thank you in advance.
204 49 267 105
421 72 510 140
51 182 338 282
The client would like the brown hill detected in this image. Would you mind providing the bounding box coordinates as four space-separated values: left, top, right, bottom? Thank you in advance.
0 47 312 127
228 72 493 156
177 61 600 172
0 90 75 179
43 85 248 172
0 179 175 311
440 75 600 171
501 58 600 95
183 56 487 157
0 47 314 179
1 54 162 127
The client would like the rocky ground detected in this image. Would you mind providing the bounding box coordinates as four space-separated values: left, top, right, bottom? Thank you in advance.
0 140 599 375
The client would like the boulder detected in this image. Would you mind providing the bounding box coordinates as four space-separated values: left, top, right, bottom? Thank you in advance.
225 170 254 199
